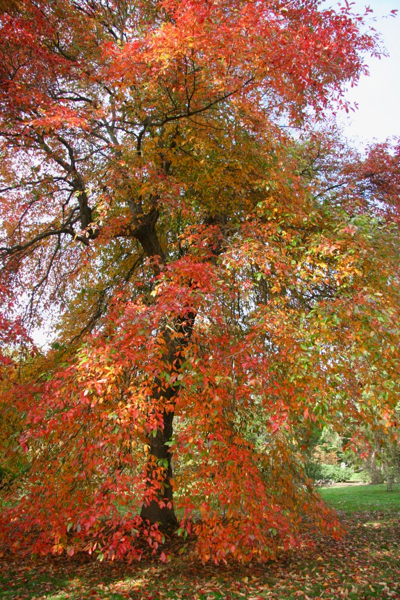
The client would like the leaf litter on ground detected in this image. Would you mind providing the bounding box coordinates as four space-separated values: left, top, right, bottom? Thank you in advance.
0 509 399 599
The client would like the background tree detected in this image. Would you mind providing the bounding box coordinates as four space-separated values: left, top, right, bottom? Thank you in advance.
0 0 399 562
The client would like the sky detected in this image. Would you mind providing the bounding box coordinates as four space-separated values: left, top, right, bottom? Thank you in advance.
335 0 400 145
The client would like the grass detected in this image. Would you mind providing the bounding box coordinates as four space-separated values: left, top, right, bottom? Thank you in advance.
320 483 400 512
0 484 399 599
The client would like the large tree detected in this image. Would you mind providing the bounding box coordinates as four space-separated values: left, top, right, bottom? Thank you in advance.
0 0 399 562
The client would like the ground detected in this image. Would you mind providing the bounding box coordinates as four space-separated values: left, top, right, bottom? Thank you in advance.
0 484 399 600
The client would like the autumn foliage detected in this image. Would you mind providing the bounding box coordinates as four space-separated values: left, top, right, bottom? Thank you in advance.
0 0 399 563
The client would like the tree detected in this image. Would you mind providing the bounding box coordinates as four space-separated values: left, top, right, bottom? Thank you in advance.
0 0 399 562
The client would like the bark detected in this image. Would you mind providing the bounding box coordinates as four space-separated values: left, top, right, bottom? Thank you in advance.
140 409 177 530
368 449 384 484
139 317 196 530
140 312 196 531
384 460 393 492
132 199 223 530
131 205 195 530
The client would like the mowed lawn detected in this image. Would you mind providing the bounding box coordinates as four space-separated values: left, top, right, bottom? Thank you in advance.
0 484 399 600
320 483 400 512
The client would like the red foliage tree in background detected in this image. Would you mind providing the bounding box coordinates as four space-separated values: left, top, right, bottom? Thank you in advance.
0 0 399 562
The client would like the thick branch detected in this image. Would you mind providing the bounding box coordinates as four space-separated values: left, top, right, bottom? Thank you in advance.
0 217 84 258
130 206 165 261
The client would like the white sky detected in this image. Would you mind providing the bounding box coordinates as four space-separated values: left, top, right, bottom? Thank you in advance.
336 0 400 144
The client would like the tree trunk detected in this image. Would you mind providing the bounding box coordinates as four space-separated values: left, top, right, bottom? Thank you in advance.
140 409 178 531
368 449 383 484
131 203 197 530
139 314 195 530
384 459 393 492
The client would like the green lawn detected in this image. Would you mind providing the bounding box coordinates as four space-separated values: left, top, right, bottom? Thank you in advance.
320 483 400 512
1 485 399 600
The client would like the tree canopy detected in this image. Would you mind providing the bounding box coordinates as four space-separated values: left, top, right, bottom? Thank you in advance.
0 0 399 563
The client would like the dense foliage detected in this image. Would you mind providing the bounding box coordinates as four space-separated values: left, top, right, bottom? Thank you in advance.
0 0 399 563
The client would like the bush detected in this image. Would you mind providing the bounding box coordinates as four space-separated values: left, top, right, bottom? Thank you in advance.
305 463 355 484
